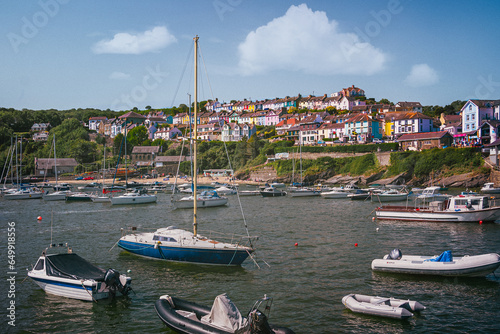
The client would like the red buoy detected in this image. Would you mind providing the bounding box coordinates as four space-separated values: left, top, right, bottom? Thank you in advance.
294 242 298 247
479 220 483 225
354 243 358 247
37 216 42 221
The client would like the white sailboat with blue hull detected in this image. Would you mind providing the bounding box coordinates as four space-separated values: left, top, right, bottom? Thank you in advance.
117 36 256 266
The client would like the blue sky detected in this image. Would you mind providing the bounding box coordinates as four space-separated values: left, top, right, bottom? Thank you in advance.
2 0 500 111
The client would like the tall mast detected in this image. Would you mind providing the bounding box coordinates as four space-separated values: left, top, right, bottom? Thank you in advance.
193 36 199 236
53 135 58 186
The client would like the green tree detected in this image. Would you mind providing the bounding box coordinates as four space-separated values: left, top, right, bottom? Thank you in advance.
70 139 98 164
127 126 148 148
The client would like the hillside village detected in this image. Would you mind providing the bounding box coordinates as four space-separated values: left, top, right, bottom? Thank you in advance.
27 85 500 177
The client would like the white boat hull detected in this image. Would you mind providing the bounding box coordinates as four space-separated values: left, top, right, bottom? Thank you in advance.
371 253 500 277
342 294 425 319
375 205 500 223
4 191 43 200
372 194 409 202
320 191 348 199
174 196 228 209
288 190 320 197
111 194 157 205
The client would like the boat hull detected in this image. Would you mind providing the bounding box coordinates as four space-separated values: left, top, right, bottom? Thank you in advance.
375 205 500 223
110 194 157 205
320 191 348 199
28 276 106 301
117 240 251 266
371 253 500 277
173 197 228 209
288 190 320 197
342 294 420 319
155 296 295 334
4 192 43 200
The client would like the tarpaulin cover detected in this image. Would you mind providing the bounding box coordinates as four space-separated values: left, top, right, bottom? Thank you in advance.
427 250 453 262
201 293 245 332
45 253 106 281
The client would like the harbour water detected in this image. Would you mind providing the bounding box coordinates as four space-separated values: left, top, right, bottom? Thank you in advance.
1 186 500 333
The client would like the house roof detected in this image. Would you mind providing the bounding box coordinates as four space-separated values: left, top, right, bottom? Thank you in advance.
131 146 160 154
397 131 451 141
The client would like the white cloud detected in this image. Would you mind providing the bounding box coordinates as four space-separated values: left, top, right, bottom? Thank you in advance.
237 4 386 76
404 64 439 87
109 71 131 80
92 26 176 54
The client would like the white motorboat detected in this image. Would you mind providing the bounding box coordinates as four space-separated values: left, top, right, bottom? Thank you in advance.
320 189 349 199
372 189 409 202
371 249 500 277
480 182 500 194
342 294 425 319
215 185 237 195
28 244 132 301
375 193 500 223
260 187 287 197
288 187 321 197
416 186 451 203
65 192 93 202
347 189 371 200
238 189 261 196
43 190 72 201
270 182 286 188
173 190 228 209
110 189 157 205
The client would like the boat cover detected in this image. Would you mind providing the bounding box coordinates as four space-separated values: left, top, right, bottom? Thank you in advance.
45 253 107 281
201 293 245 332
427 250 453 262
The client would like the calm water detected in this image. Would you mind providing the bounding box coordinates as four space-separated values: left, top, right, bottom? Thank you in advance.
1 186 500 333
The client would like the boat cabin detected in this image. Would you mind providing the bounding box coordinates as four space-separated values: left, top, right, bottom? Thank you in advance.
447 195 490 211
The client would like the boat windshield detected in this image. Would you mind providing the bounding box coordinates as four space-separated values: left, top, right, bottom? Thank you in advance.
153 235 177 242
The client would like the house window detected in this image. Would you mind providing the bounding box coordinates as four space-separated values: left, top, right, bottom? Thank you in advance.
472 114 475 120
466 115 469 121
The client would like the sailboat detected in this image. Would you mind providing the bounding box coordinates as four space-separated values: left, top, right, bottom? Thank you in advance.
4 136 43 200
110 120 157 205
91 142 111 203
116 36 256 265
171 95 228 209
288 140 320 197
44 135 72 201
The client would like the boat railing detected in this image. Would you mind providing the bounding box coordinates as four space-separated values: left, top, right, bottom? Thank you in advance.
199 229 259 247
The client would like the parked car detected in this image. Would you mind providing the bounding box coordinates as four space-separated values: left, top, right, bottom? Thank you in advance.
75 176 83 180
372 138 384 144
83 176 94 180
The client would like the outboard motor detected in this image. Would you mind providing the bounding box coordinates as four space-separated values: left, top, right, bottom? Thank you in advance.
104 269 131 296
247 310 273 334
388 248 402 260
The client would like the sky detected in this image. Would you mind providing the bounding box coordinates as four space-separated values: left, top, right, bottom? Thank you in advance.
1 0 500 111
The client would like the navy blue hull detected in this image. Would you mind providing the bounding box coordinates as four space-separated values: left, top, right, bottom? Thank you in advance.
117 240 251 266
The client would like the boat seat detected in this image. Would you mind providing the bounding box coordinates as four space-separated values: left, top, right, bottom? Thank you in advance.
176 310 199 321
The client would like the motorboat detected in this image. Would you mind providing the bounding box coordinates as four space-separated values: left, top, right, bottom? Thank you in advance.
371 249 500 277
77 182 102 190
416 186 451 203
43 190 72 201
347 189 371 200
288 187 321 197
110 189 157 205
65 192 93 202
173 190 228 209
214 185 237 195
28 243 132 301
372 189 409 202
481 182 500 194
117 226 256 265
342 294 425 319
375 193 500 223
155 293 296 334
270 182 286 188
320 189 349 199
238 189 261 196
260 187 287 197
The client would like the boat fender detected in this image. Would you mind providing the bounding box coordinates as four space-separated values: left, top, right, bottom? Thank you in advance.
388 248 402 260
